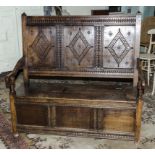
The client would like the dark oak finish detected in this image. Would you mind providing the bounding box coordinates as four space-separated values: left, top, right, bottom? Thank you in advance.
16 104 48 126
56 106 94 129
5 13 144 142
15 82 136 101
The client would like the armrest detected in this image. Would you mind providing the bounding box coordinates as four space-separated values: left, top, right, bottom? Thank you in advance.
137 58 145 97
5 57 24 93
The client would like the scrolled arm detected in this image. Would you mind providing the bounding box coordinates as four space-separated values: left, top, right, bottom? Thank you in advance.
5 57 24 93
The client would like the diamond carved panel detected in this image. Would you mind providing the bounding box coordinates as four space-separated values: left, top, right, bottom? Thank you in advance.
106 29 133 67
67 28 93 65
74 38 86 56
112 39 126 57
31 30 53 61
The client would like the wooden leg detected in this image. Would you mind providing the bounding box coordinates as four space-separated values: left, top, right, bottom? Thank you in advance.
10 94 18 136
135 98 143 142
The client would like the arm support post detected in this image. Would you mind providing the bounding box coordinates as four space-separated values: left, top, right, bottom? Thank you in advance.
5 57 24 94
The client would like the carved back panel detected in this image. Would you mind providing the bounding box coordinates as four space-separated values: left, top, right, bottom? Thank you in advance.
26 26 56 68
22 14 141 85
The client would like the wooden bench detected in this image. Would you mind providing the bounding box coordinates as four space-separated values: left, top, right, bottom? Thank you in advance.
5 13 145 142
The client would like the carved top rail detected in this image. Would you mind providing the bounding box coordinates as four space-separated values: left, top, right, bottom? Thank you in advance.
26 15 137 26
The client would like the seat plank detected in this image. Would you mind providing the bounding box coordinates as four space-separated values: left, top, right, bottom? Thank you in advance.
16 81 136 109
16 81 136 100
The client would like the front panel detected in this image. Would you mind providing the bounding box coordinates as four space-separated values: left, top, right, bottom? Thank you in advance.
16 104 48 126
98 109 135 132
16 103 135 134
56 106 94 129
